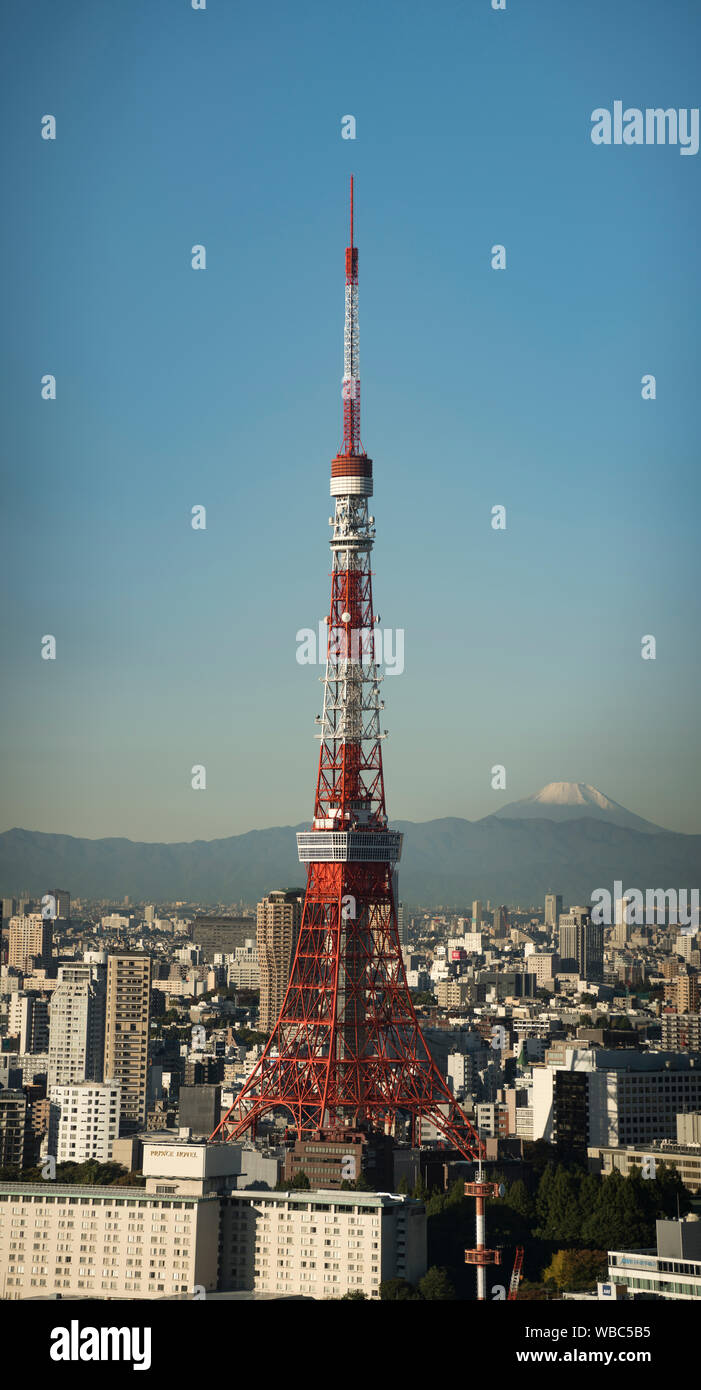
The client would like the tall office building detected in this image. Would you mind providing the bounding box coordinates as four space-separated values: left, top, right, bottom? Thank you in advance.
8 993 50 1053
0 1091 29 1168
48 965 106 1088
471 900 483 930
545 894 563 931
257 890 304 1032
558 906 604 982
612 894 634 946
392 870 406 945
192 915 254 960
397 900 406 946
492 905 508 936
103 954 152 1134
47 889 70 920
665 972 701 1014
7 914 53 973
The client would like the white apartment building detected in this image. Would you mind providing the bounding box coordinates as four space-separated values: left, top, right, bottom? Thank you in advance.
0 1142 426 1300
48 1082 121 1163
0 1182 219 1299
219 1188 426 1298
514 1106 534 1140
47 966 106 1088
227 940 260 989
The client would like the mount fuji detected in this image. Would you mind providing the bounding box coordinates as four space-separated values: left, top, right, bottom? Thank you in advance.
493 782 664 834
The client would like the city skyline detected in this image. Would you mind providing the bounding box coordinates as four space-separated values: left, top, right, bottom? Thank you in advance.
2 0 700 846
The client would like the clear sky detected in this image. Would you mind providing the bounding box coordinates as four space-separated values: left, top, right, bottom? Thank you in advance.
1 0 699 842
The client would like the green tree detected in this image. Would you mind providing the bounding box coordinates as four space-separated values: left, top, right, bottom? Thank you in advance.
380 1277 418 1301
275 1170 310 1190
542 1249 607 1291
540 1166 582 1243
341 1289 367 1300
504 1179 535 1225
581 1169 641 1249
653 1161 692 1220
535 1163 555 1230
417 1266 456 1300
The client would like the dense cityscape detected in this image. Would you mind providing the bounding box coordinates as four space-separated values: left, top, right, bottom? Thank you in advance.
1 883 700 1302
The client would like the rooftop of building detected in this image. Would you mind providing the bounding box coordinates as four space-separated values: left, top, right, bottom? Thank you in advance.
0 1181 421 1211
0 1183 215 1203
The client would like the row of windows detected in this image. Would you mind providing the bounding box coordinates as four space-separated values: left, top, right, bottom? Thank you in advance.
0 1195 196 1210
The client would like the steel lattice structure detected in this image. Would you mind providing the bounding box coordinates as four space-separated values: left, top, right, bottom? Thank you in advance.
211 179 483 1162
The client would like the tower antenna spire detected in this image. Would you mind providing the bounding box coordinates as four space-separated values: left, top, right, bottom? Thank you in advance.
350 173 354 249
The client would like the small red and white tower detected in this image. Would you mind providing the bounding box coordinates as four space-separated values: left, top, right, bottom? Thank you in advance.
212 178 484 1161
464 1156 502 1301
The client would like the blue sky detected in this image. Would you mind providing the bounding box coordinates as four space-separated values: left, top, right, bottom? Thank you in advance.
1 0 700 842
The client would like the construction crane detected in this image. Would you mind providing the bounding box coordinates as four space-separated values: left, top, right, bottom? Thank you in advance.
508 1245 524 1300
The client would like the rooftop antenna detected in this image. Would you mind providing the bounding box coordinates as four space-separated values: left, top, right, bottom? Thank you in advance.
350 173 354 250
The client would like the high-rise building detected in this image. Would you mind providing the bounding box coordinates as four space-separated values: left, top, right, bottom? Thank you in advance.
0 1091 30 1168
192 915 254 960
48 965 106 1087
7 914 53 973
544 894 563 931
676 933 695 963
392 870 406 945
48 1081 121 1163
8 993 50 1053
471 900 483 929
611 893 635 946
256 890 304 1032
47 889 70 920
558 906 603 982
103 954 152 1134
397 900 406 944
664 973 700 1013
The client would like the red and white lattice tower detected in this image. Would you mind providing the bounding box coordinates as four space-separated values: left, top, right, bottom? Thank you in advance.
212 179 483 1160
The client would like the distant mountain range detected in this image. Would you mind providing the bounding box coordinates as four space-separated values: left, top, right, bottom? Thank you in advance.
0 785 698 909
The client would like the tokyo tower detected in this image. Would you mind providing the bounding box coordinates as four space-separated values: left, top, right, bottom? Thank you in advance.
212 179 482 1162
